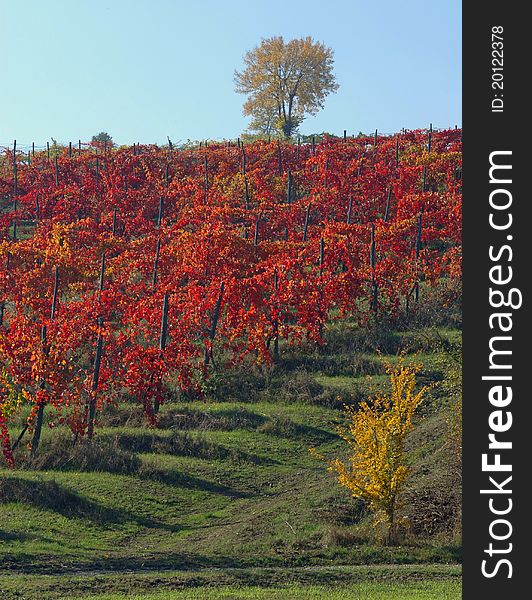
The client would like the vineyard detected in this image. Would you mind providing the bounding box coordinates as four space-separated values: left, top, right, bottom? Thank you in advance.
0 129 461 466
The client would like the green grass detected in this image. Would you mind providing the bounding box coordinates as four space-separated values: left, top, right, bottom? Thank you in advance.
0 565 461 600
0 322 461 598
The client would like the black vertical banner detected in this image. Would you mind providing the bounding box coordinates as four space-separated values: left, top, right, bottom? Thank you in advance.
463 3 529 597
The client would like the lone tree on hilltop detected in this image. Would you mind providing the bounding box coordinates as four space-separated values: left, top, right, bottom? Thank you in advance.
235 36 339 139
91 131 113 145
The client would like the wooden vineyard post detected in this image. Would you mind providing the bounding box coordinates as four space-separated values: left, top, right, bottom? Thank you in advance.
78 140 82 153
427 123 433 154
253 214 261 246
112 208 117 235
12 221 17 242
0 253 9 327
319 237 325 276
272 270 279 359
157 197 164 227
347 196 353 225
12 140 17 208
159 293 169 352
54 155 59 186
343 129 347 142
311 136 315 155
422 166 427 192
152 239 161 288
370 224 377 311
395 137 399 169
318 238 326 340
87 317 104 439
69 142 72 158
303 204 311 242
32 142 35 157
50 266 59 321
31 325 48 456
414 212 423 303
244 176 250 210
98 252 106 300
374 129 378 148
205 282 224 367
286 171 294 204
241 145 246 176
151 293 170 415
31 262 62 455
204 154 208 205
47 141 50 160
384 187 392 222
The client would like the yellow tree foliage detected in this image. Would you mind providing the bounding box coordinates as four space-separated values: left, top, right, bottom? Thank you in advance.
234 36 339 139
312 364 426 544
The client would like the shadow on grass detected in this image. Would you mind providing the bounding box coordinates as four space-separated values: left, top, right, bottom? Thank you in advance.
138 466 251 499
112 431 279 466
0 476 182 533
0 549 255 575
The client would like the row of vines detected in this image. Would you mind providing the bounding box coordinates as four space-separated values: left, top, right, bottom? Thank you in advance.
0 129 462 465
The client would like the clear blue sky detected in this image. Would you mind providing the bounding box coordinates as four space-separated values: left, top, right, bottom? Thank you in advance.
1 0 461 148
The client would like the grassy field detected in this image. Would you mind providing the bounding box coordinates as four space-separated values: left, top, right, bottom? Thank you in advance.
0 565 462 599
0 319 461 599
